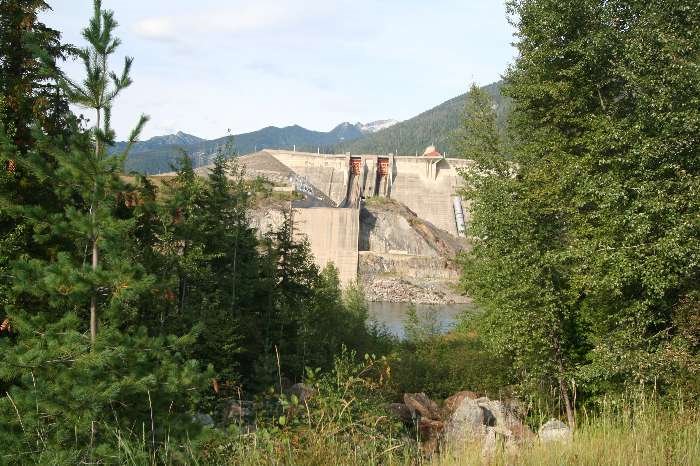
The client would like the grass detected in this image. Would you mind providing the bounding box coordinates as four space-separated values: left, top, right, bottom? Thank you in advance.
96 395 700 465
438 401 700 466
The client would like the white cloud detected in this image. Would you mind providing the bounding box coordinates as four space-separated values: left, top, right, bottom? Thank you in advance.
133 17 177 41
48 0 515 140
132 0 326 42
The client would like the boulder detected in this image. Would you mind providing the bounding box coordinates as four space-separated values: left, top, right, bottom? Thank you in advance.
478 399 534 442
443 390 479 417
224 400 254 422
444 396 485 444
404 392 442 420
481 426 497 458
192 412 215 428
285 383 315 403
387 402 414 423
538 419 572 443
418 418 445 456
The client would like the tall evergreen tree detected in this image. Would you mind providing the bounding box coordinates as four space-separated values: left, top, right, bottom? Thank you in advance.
59 0 147 344
0 0 74 313
1 2 207 461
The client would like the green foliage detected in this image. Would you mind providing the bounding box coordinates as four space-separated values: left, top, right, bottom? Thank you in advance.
461 0 700 420
392 332 512 399
0 2 207 461
0 0 75 321
0 312 208 464
339 81 507 157
195 350 417 466
438 397 700 465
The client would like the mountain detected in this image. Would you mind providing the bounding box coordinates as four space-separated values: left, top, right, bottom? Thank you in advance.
357 119 399 134
118 79 506 174
144 131 204 147
336 81 507 157
117 122 374 174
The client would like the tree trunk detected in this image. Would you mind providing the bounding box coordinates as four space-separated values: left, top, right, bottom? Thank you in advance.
558 373 575 429
555 344 575 429
90 108 101 347
90 237 98 345
231 232 238 312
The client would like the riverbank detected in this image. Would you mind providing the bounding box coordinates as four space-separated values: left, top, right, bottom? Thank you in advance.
362 275 471 305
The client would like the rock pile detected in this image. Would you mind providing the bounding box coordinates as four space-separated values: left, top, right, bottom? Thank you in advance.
387 390 570 457
365 276 468 305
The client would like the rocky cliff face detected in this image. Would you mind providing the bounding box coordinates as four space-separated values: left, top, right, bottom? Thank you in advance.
358 198 469 304
246 194 470 304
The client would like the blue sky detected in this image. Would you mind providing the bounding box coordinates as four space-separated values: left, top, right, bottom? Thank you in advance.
45 1 516 139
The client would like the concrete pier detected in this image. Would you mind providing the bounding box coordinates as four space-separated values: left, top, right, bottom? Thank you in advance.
293 207 360 286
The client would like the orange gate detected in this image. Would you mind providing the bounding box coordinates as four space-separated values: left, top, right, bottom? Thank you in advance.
350 157 362 175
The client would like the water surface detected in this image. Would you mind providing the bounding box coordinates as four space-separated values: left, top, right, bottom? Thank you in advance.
367 301 475 339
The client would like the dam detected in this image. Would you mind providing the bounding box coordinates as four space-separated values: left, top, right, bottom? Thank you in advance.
231 148 472 292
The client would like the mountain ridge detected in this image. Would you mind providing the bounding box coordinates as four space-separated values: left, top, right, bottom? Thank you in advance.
336 81 507 157
117 121 377 173
118 80 505 174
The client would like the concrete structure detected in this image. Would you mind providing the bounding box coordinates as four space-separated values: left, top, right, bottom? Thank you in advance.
293 207 360 286
243 150 471 237
218 149 473 288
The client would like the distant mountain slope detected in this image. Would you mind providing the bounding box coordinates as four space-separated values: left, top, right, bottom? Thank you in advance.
336 81 507 157
117 122 370 174
118 80 506 174
357 119 399 134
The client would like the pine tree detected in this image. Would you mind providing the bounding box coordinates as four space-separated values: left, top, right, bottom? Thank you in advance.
0 2 208 460
59 0 148 344
0 0 74 313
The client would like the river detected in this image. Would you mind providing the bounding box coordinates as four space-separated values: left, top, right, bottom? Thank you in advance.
367 301 476 339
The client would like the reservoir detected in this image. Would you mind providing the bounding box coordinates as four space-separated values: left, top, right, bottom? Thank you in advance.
367 301 475 339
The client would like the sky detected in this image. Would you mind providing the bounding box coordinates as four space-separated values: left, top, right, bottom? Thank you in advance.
44 1 517 140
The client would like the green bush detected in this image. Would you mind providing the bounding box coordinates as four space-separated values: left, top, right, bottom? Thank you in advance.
0 313 209 464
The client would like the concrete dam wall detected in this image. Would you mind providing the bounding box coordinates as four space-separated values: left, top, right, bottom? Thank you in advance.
293 207 360 286
228 150 472 293
241 150 470 237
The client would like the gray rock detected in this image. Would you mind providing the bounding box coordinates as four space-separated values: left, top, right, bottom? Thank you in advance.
285 383 315 403
444 396 485 444
443 391 479 418
224 400 254 422
387 402 414 423
538 419 572 443
477 399 534 442
404 392 442 420
419 418 445 456
481 426 497 458
192 412 215 428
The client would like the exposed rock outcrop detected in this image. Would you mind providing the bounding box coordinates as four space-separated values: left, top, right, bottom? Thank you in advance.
359 198 469 304
538 419 572 443
404 392 442 420
361 274 469 305
360 198 467 258
387 390 551 457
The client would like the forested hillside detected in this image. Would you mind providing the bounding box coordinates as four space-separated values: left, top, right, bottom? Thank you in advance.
336 81 508 157
117 122 366 173
119 82 506 174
